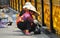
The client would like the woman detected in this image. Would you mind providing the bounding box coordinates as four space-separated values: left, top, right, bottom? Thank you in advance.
16 2 40 35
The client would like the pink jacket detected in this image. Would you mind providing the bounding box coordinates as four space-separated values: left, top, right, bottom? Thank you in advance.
22 11 33 22
16 11 33 24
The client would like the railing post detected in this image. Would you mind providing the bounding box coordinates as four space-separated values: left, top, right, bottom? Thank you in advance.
29 0 31 2
9 0 10 7
35 0 37 10
15 0 17 11
18 0 20 12
34 0 38 20
11 0 12 8
50 0 56 33
25 0 27 2
21 0 23 9
41 0 45 26
13 0 14 9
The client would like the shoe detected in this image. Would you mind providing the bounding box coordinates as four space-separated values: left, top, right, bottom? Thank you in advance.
25 32 30 35
24 30 30 35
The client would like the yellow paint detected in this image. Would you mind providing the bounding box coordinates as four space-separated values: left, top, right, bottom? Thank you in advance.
52 5 60 35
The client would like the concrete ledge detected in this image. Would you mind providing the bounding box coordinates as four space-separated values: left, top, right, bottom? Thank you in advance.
8 7 18 14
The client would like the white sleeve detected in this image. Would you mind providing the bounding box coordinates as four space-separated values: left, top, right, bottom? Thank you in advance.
33 19 38 24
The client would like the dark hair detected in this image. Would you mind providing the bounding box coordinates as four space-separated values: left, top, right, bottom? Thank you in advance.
19 10 25 16
29 10 36 13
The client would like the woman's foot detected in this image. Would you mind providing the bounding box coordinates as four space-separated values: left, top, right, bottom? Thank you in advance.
23 30 30 35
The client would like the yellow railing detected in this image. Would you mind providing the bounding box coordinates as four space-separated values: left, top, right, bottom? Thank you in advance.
53 5 60 35
10 0 60 35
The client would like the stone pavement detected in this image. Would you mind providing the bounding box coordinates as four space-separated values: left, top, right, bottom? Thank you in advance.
0 7 58 38
0 23 49 38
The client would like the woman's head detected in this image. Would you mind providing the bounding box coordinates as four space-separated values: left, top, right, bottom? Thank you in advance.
23 2 38 15
29 10 35 15
23 8 29 12
23 2 31 10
